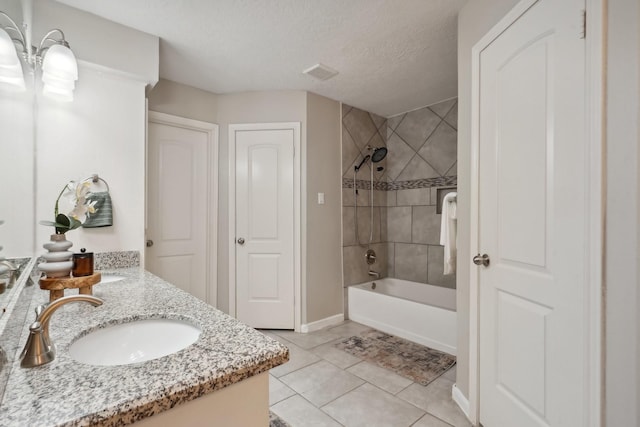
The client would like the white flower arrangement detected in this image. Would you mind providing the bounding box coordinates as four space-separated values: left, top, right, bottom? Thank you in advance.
40 180 98 234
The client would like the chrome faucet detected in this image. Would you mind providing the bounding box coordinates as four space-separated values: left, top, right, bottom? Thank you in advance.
0 260 18 288
368 270 380 278
20 295 103 368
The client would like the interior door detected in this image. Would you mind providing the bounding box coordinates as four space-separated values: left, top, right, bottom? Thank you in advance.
147 118 210 302
478 1 587 426
234 127 295 329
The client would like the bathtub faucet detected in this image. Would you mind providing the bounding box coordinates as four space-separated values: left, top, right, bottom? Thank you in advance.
368 270 380 278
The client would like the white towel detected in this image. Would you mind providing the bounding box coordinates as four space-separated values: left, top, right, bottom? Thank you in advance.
440 192 457 275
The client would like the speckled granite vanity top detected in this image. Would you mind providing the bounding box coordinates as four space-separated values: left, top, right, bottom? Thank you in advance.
0 268 289 426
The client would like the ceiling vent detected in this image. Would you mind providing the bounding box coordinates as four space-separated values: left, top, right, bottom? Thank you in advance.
303 63 339 81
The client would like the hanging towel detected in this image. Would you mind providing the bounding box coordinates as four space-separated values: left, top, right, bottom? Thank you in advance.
82 192 113 228
440 191 457 275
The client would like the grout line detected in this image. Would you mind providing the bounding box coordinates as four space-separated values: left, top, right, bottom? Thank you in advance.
444 161 457 176
392 151 419 183
342 124 368 177
391 112 407 131
272 324 465 427
318 383 367 412
428 99 457 120
396 380 414 396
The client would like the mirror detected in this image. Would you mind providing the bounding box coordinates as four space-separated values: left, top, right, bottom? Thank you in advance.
0 0 35 258
0 0 35 312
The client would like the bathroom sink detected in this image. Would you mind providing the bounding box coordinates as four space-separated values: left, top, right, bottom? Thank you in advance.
69 319 201 366
99 274 125 284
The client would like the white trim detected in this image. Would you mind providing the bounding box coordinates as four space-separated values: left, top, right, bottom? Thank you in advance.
147 111 219 309
228 122 302 332
300 314 344 333
468 1 604 426
585 1 605 425
468 1 540 420
78 60 157 86
143 98 148 268
452 384 471 421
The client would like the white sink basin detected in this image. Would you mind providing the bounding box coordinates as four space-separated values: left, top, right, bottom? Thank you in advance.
69 319 201 366
100 274 125 284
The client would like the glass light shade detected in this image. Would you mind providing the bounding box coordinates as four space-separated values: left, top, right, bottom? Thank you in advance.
43 73 75 90
42 83 73 102
42 43 78 102
0 28 25 91
42 44 78 80
42 73 74 102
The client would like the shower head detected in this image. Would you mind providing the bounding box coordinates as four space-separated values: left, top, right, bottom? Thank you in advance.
371 147 388 163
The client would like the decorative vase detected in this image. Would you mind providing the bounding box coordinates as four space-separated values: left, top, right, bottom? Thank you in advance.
38 234 73 278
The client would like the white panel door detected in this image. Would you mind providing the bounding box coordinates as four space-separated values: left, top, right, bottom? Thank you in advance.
147 121 209 302
235 129 295 329
478 1 587 426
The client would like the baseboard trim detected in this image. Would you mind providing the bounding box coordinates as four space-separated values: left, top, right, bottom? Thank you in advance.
452 383 471 421
300 314 344 333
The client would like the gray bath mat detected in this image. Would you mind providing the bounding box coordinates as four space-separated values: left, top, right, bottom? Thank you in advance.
335 329 456 386
269 411 290 427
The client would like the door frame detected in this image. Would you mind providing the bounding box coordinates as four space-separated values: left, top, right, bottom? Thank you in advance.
146 111 219 308
228 122 302 332
467 0 605 425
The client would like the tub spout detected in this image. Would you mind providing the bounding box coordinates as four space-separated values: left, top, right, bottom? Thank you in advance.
368 270 380 278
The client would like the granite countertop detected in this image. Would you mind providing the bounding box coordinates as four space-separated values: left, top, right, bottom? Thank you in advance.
0 268 289 426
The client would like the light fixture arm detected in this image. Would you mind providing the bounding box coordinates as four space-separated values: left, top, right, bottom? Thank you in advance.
0 12 70 65
0 11 28 57
0 10 77 100
38 29 68 50
35 29 69 64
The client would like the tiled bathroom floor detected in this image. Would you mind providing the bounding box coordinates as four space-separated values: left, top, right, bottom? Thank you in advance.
263 321 471 427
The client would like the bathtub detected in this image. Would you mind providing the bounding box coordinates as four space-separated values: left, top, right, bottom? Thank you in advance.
348 278 457 355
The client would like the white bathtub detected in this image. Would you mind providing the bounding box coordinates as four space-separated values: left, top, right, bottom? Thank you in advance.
348 278 457 355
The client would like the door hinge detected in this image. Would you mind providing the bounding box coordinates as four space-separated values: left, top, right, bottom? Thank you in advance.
580 9 586 39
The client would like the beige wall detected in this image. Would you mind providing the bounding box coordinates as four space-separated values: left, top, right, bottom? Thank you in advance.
457 0 523 398
216 91 308 315
306 93 343 322
148 83 345 325
147 79 218 123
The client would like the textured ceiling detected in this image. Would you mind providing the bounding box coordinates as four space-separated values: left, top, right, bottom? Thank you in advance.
54 0 466 117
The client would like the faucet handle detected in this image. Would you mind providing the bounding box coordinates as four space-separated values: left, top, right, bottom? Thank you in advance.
35 304 47 320
19 322 50 366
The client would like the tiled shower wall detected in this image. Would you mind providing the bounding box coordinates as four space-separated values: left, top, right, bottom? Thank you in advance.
342 98 458 290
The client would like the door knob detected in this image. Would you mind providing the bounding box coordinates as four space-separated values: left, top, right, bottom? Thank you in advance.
146 239 154 247
237 238 245 245
473 253 490 267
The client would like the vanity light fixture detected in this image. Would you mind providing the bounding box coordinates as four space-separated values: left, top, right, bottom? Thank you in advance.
0 14 25 92
0 11 78 101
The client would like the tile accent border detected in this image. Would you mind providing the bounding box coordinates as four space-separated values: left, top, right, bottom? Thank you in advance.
343 176 457 191
94 251 141 269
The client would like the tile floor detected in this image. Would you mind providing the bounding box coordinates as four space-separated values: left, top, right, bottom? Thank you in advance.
263 321 471 427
